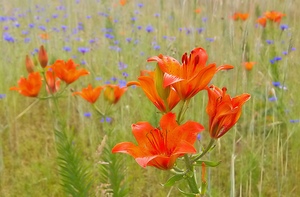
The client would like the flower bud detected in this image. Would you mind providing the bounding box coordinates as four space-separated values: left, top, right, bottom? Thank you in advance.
25 55 34 73
38 45 48 68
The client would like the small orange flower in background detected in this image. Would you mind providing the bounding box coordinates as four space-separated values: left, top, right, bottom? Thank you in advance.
25 55 34 73
38 45 48 68
194 8 201 14
119 0 126 6
206 85 250 139
50 59 89 84
243 62 256 71
112 112 204 170
264 11 285 23
232 12 249 21
39 33 49 40
73 84 103 104
10 72 42 97
45 70 60 94
148 47 234 100
103 84 127 104
127 70 181 113
256 17 267 27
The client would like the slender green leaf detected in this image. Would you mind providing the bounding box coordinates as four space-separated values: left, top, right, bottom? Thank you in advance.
163 174 184 187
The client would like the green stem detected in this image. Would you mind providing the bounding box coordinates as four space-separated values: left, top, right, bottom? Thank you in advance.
192 138 215 163
184 154 199 194
177 99 190 124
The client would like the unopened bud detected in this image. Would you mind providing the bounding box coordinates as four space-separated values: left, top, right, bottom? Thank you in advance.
25 55 34 73
38 45 48 68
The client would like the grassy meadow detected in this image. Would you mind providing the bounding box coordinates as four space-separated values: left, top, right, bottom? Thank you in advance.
0 0 300 196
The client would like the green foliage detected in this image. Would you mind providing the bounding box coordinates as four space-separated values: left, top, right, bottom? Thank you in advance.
55 129 92 197
97 134 128 197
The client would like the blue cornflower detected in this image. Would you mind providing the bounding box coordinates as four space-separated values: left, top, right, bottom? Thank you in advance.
270 59 276 64
111 76 117 82
3 32 15 42
0 16 8 22
137 3 144 8
29 23 35 28
126 37 132 43
109 45 121 52
290 119 300 123
153 45 160 50
90 38 96 44
197 28 204 34
282 51 288 55
118 62 128 70
105 117 112 123
206 38 214 42
39 25 46 31
78 47 90 54
154 13 160 17
84 112 91 117
63 46 71 52
266 40 274 45
61 25 67 31
119 80 127 88
123 72 129 78
24 37 31 43
197 133 201 141
202 17 208 22
95 77 102 81
137 25 142 30
22 30 29 35
0 94 6 99
185 28 191 35
145 25 154 33
268 96 277 102
77 22 84 31
274 56 282 61
280 24 288 31
52 14 58 18
105 33 114 39
272 82 281 87
98 12 109 17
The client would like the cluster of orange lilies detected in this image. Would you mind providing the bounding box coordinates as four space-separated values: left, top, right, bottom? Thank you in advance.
10 46 127 105
112 47 251 170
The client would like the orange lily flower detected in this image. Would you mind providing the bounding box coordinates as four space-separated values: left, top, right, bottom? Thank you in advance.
73 84 103 104
206 85 250 138
127 70 180 113
264 11 285 23
10 72 42 97
148 47 233 100
112 112 204 170
103 84 127 104
45 70 60 94
243 62 256 71
50 59 89 84
232 12 249 21
256 17 267 27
